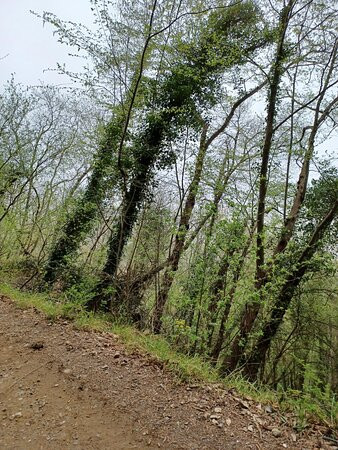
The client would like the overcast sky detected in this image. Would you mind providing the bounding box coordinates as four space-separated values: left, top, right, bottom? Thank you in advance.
0 0 94 86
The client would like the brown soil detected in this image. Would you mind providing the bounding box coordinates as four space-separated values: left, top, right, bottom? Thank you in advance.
0 296 334 449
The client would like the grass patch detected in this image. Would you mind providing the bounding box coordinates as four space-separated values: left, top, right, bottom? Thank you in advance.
111 324 220 383
0 282 63 319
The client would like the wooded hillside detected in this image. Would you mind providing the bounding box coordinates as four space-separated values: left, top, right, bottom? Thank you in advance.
1 0 337 422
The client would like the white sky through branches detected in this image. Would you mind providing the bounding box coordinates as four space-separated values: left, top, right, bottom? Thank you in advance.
0 0 93 86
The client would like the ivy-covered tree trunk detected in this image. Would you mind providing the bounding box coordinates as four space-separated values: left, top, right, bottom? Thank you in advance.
226 0 295 372
210 233 253 365
244 199 338 380
86 127 165 311
86 1 269 313
43 119 121 285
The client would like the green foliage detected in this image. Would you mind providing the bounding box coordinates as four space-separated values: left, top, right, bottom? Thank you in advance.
301 167 338 240
284 364 338 429
62 276 99 313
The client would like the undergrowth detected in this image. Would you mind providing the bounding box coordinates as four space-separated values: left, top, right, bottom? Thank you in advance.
0 280 336 429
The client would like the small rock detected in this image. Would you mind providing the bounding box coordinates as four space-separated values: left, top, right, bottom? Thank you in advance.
247 425 254 432
30 342 44 350
65 342 73 351
272 428 282 438
226 418 232 426
63 368 72 375
291 433 297 442
238 399 250 409
12 412 22 419
210 414 221 420
101 365 109 370
265 405 273 414
214 407 222 414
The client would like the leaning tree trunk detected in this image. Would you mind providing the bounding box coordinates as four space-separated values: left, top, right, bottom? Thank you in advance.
85 146 158 312
226 0 295 372
152 125 208 333
237 39 338 376
43 119 121 285
244 199 338 381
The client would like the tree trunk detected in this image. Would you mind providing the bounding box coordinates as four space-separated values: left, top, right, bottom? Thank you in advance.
153 126 208 333
240 40 338 377
43 120 121 284
244 200 338 380
86 126 165 312
207 256 231 349
226 0 295 371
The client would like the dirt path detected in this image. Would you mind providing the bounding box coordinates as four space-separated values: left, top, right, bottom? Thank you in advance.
0 297 333 449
